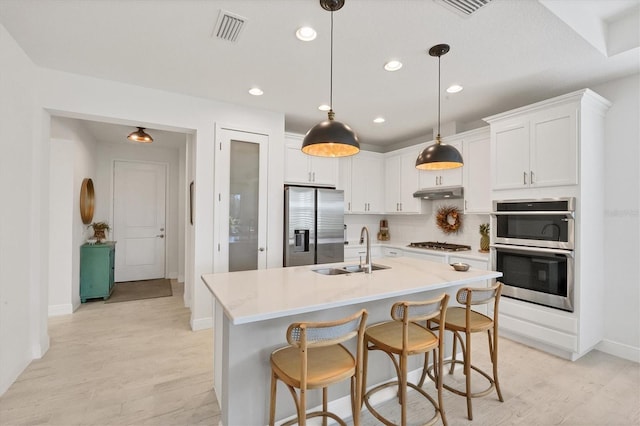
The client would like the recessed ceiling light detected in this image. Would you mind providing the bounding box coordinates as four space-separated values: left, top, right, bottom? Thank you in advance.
446 84 463 93
373 117 386 124
249 87 263 96
318 104 331 111
384 60 403 72
296 26 317 41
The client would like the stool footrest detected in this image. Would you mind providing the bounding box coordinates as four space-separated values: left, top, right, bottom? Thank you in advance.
427 360 498 399
364 381 442 426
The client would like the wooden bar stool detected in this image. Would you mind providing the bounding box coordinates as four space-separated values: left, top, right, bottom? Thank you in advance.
362 294 449 426
269 309 368 426
427 282 504 420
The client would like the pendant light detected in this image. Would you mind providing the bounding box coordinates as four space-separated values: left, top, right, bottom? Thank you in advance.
416 44 463 170
127 127 153 143
301 0 360 157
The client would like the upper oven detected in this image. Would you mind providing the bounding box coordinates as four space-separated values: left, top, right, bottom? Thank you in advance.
491 197 575 250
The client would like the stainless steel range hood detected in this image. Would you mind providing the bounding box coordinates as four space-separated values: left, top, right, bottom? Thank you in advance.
413 186 463 200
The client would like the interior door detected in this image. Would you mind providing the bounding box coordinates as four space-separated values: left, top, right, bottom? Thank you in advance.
216 127 268 272
113 161 166 281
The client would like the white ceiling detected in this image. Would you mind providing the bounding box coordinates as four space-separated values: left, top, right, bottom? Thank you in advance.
1 0 638 149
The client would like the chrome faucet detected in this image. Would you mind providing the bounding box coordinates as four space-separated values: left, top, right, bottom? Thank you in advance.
359 226 372 274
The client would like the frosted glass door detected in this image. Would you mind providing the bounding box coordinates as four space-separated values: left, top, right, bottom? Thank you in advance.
215 127 268 273
229 141 259 271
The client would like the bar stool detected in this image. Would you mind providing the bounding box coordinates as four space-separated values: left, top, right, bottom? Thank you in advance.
362 294 449 426
269 309 368 426
427 282 504 420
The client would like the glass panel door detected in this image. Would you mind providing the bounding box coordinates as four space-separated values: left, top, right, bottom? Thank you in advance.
229 141 259 271
215 127 268 272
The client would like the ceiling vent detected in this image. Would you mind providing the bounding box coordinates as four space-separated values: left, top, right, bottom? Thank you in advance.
438 0 492 17
213 10 247 43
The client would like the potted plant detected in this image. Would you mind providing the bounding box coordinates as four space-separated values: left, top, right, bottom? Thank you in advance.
89 221 110 242
479 223 490 252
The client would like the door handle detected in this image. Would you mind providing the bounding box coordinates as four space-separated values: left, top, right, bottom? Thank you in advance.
156 234 164 238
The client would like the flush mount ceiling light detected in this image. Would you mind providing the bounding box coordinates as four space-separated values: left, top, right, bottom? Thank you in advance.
416 44 463 170
248 87 264 96
301 0 360 158
296 26 317 41
127 127 153 143
373 117 386 124
384 60 403 71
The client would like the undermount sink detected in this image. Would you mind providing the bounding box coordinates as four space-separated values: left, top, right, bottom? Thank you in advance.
342 264 391 273
312 264 391 275
312 267 352 276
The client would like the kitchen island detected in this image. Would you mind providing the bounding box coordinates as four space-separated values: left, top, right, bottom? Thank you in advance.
201 256 502 425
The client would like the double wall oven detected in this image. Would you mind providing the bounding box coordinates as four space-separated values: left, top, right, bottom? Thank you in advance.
491 198 575 312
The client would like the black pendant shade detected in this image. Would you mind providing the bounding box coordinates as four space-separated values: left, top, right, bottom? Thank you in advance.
415 135 463 170
302 110 360 157
127 127 153 143
416 44 463 170
302 0 360 158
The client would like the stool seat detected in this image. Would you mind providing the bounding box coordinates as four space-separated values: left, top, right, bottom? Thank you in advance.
271 345 356 389
365 321 438 355
434 307 493 333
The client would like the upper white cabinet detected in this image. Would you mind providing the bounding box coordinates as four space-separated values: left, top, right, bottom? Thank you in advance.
339 152 385 214
487 101 578 190
461 127 491 213
385 149 422 214
417 139 463 189
284 134 338 187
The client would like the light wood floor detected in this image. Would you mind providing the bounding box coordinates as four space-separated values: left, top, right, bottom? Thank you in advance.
1 283 639 426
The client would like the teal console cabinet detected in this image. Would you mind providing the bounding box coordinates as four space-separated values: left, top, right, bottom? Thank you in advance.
80 242 116 302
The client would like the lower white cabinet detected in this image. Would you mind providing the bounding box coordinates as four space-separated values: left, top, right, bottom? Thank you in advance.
403 250 446 264
344 245 382 262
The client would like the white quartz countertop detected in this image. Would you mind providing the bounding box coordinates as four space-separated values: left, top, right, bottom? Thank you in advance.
201 256 501 325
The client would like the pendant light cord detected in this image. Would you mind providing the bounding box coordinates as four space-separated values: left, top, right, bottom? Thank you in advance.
437 53 441 139
330 9 334 112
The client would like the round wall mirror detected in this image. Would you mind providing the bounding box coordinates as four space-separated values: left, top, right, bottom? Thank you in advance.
80 178 95 224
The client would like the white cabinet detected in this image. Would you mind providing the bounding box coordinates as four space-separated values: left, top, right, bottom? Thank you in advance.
403 250 446 264
487 102 577 190
344 245 382 262
385 150 422 213
484 89 612 360
417 139 463 189
462 128 492 213
339 152 385 214
381 247 403 257
284 134 338 187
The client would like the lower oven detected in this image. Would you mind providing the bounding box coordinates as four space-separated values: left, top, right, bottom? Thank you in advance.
491 243 574 312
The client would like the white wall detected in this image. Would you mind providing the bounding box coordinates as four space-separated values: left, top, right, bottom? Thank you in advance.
593 74 640 361
0 23 47 394
49 117 99 315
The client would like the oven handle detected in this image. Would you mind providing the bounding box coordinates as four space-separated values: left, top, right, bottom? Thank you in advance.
491 211 574 217
491 244 574 258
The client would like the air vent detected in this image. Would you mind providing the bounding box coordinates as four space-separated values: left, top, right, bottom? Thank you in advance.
213 10 247 43
439 0 492 16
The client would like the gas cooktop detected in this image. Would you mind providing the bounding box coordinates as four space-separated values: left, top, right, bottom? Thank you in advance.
407 241 472 251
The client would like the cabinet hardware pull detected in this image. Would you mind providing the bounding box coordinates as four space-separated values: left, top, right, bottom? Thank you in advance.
156 234 164 238
259 247 265 252
312 172 316 182
523 171 527 185
530 171 534 184
348 202 351 211
399 202 402 211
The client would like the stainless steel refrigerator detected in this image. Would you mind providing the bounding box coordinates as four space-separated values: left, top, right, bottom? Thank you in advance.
284 186 344 266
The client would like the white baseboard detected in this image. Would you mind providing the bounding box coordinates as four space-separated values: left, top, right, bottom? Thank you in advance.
596 339 640 363
48 304 73 317
191 316 213 331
